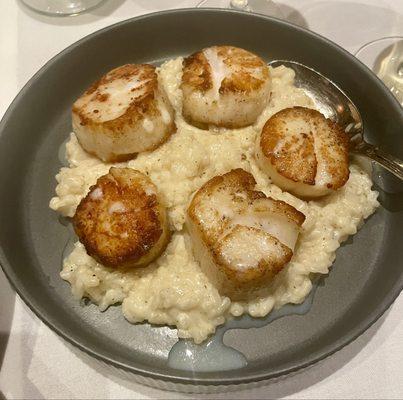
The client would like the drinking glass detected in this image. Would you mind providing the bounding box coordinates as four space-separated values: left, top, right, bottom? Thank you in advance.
197 0 284 19
21 0 104 16
355 37 403 106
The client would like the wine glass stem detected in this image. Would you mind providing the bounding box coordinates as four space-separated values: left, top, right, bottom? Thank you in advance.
230 0 249 10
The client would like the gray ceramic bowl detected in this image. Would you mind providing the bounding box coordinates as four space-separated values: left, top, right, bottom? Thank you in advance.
0 8 402 392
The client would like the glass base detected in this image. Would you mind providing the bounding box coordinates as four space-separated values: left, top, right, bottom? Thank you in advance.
197 0 284 19
355 37 403 106
21 0 104 16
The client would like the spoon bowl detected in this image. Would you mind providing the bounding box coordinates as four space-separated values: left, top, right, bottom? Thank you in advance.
269 60 403 180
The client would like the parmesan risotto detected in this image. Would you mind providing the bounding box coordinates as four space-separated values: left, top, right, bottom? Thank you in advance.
50 58 379 343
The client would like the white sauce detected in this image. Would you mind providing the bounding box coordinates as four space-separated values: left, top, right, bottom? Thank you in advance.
230 212 298 250
51 58 379 343
76 73 150 123
312 131 332 187
168 282 317 371
90 187 103 200
220 228 278 270
211 197 235 220
144 186 156 197
142 118 154 133
158 103 172 124
108 201 126 214
203 47 230 101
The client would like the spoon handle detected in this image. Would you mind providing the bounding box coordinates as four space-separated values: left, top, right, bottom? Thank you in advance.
353 142 403 180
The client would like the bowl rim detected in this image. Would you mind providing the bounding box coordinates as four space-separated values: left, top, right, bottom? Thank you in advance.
0 7 402 387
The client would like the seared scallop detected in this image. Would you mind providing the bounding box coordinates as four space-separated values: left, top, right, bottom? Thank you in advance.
72 64 175 163
181 46 271 129
187 169 305 300
256 107 350 198
73 167 170 268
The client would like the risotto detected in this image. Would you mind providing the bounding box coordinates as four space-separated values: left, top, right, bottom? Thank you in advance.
50 58 379 343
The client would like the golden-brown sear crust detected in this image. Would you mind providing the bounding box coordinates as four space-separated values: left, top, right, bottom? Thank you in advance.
181 46 271 129
261 115 317 185
73 167 169 268
73 64 158 132
187 169 305 299
80 122 176 164
316 117 350 189
181 46 269 94
212 225 293 285
182 51 212 92
260 107 349 189
72 63 176 163
251 197 306 227
189 169 305 239
188 168 258 246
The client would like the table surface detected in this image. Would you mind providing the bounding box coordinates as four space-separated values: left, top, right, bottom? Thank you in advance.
1 0 402 398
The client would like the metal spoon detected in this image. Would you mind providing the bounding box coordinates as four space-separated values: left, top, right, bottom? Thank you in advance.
268 60 403 180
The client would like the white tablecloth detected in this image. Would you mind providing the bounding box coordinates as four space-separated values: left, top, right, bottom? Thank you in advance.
1 1 402 398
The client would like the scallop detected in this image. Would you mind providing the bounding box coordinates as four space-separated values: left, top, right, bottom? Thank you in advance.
187 169 305 300
73 167 170 268
256 107 350 198
181 46 271 129
72 64 175 163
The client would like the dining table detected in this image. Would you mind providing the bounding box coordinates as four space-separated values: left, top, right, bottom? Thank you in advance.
0 0 402 398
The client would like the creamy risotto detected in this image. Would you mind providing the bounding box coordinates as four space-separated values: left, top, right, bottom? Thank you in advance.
50 58 379 343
